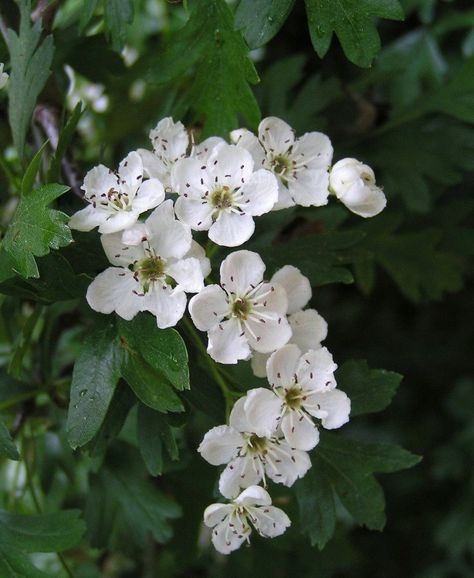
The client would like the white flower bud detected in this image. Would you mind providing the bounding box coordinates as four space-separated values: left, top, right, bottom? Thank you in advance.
329 158 386 218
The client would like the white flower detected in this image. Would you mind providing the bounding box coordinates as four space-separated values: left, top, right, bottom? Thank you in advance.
251 265 328 377
189 250 292 364
172 143 278 247
199 396 311 498
203 485 291 555
137 117 189 191
0 63 8 90
329 158 387 218
231 116 333 210
69 151 164 234
244 345 350 451
86 200 205 328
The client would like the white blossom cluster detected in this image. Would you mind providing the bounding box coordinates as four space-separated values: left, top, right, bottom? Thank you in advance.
69 116 386 554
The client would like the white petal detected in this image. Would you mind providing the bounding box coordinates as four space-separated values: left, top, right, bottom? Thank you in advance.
235 485 272 507
174 197 213 231
245 313 292 353
239 169 278 216
171 157 208 195
267 443 311 486
184 241 211 278
188 285 229 331
207 144 254 189
280 411 320 451
198 425 242 465
86 268 142 320
293 131 333 170
230 128 266 166
133 178 165 212
288 169 329 207
266 344 301 389
207 318 251 364
219 456 261 499
253 281 288 315
203 503 233 528
304 389 351 429
69 204 108 231
243 388 282 438
211 518 249 554
121 223 148 246
250 352 269 379
271 265 311 314
220 250 265 295
150 117 189 161
338 182 387 218
258 117 295 156
82 164 119 199
272 180 295 211
137 148 166 180
118 151 143 199
101 231 144 266
252 505 291 538
98 210 140 234
193 136 225 161
329 158 368 195
208 212 255 247
141 285 187 329
146 199 192 259
296 347 337 392
289 309 328 352
229 396 251 432
166 257 204 293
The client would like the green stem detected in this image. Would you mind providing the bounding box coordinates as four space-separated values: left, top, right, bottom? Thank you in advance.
181 316 236 418
22 435 75 578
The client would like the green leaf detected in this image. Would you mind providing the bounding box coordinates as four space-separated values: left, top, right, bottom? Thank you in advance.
67 322 123 449
337 360 402 417
7 0 55 160
104 0 134 52
121 353 184 413
21 141 49 195
0 544 49 578
47 103 84 182
235 0 295 49
2 184 72 279
79 0 100 33
305 0 404 67
118 314 190 391
261 231 367 286
0 509 85 552
86 443 181 548
0 416 19 460
148 0 260 137
137 404 164 476
297 433 420 547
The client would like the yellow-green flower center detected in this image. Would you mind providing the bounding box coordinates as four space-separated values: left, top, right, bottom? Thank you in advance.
210 186 234 210
284 386 302 410
231 297 252 320
134 256 165 292
247 434 268 454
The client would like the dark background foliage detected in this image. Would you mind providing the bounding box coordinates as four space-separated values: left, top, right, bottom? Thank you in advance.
0 0 473 576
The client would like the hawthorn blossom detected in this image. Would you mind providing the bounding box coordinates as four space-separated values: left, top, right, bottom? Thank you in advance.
251 265 328 377
199 396 311 498
0 63 8 90
231 116 333 210
172 143 278 246
204 485 291 554
189 250 291 364
69 151 164 234
244 345 350 451
137 117 189 191
329 158 387 218
86 200 205 328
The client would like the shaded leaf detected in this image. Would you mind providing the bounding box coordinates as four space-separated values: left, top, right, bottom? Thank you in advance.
104 0 134 52
235 0 295 49
0 416 19 461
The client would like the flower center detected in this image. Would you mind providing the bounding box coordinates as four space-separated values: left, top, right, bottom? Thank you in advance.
284 386 302 410
210 186 234 210
107 188 131 211
246 434 268 455
134 256 165 292
231 297 252 320
361 171 374 185
271 155 292 177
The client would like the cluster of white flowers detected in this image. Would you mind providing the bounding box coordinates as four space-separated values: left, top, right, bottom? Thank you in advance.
70 116 386 554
